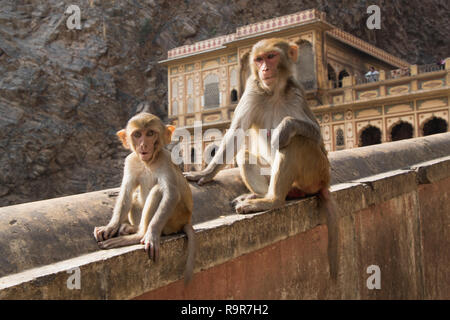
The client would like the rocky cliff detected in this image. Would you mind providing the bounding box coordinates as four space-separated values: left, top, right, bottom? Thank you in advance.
0 0 448 206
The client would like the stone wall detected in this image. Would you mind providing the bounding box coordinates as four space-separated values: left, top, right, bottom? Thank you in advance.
0 133 449 299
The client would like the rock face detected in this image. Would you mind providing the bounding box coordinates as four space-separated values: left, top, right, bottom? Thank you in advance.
0 0 448 206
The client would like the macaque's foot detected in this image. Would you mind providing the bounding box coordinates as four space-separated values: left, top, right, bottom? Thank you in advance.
97 238 119 249
97 233 141 249
118 223 138 236
183 171 202 181
141 231 161 262
235 200 263 214
183 171 213 185
231 193 260 206
93 225 119 242
235 198 283 214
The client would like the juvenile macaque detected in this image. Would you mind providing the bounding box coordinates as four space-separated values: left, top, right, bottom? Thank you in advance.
184 38 338 279
94 113 195 282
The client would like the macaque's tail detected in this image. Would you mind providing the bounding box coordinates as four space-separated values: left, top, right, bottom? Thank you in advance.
183 223 196 285
319 188 339 280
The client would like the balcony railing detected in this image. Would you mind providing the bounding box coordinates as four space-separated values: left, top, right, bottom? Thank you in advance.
355 76 377 85
387 67 411 80
351 60 448 87
418 63 445 74
325 61 449 106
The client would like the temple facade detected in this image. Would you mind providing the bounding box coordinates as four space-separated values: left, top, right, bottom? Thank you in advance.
159 9 449 171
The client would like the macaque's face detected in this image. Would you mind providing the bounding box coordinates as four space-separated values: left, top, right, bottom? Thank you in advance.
131 127 159 162
254 50 280 87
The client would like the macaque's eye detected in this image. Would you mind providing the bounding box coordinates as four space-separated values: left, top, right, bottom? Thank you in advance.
146 130 155 137
267 53 277 59
255 56 263 63
133 131 142 138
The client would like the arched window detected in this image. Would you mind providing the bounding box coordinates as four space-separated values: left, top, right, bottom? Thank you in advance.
230 68 238 87
171 81 178 98
205 144 219 164
187 97 194 113
187 78 193 95
296 40 316 89
391 121 413 141
172 101 178 116
186 78 194 113
423 117 448 136
171 80 178 116
328 64 337 88
230 89 238 103
338 70 349 88
359 125 381 147
336 128 345 147
239 52 251 94
211 146 217 157
203 74 220 109
190 148 196 164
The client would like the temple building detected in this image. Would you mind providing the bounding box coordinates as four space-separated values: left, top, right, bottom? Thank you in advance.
159 9 449 171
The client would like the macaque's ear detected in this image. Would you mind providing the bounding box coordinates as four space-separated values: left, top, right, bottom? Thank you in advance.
288 44 299 63
116 129 130 149
167 125 176 134
165 125 176 144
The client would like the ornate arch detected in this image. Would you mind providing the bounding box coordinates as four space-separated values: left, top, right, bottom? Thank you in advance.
389 120 414 142
327 64 337 88
357 123 382 147
203 73 220 109
421 116 448 136
204 143 220 165
239 50 251 94
295 39 316 89
387 118 414 142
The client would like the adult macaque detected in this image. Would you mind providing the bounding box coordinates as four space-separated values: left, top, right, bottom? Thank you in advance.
94 112 195 282
184 38 338 278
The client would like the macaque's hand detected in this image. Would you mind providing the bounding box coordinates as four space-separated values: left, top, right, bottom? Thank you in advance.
272 117 323 149
141 230 161 262
271 121 293 150
93 224 119 242
183 170 214 185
